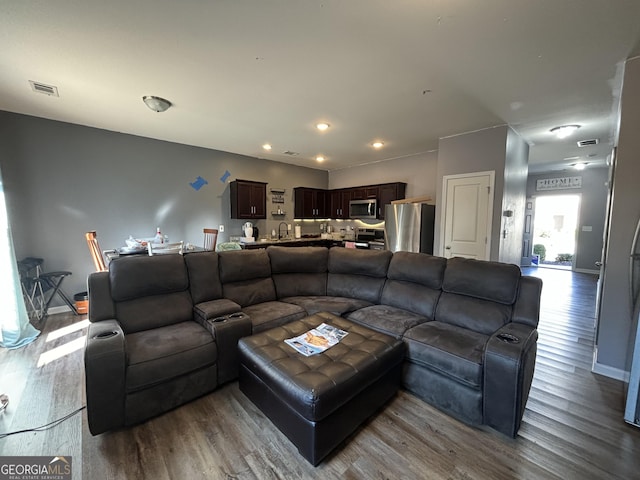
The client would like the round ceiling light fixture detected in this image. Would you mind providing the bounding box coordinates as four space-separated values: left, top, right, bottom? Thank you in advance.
316 122 330 131
550 124 580 139
262 143 272 151
372 141 384 149
142 96 172 113
572 162 588 170
315 155 325 162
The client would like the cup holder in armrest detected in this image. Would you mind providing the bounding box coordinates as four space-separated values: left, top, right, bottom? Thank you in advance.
210 316 227 323
228 313 245 319
497 333 520 344
94 330 119 339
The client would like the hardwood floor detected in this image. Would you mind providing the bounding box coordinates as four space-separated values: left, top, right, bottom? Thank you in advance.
1 267 639 479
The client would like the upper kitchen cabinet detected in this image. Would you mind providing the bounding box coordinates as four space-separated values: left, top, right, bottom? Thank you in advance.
230 179 267 219
350 186 379 200
294 187 327 219
377 182 406 219
329 189 351 219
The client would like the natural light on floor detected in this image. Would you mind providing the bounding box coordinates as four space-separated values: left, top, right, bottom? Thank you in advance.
38 335 86 368
46 318 90 342
37 318 90 367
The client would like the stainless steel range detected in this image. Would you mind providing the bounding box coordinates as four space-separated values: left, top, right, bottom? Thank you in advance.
348 228 385 250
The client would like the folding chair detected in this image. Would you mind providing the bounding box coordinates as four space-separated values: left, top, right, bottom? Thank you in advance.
17 257 77 321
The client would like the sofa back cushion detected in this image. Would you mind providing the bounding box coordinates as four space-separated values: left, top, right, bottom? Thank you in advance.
218 249 276 307
109 255 193 334
327 248 392 303
381 252 446 318
435 257 521 334
184 251 223 304
268 246 328 298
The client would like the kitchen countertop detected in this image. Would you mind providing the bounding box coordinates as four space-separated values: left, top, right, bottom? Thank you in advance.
242 236 348 249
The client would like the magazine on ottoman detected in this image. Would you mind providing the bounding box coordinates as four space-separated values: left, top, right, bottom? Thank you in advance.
285 323 348 356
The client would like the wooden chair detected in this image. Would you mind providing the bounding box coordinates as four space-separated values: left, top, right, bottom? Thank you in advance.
203 228 218 251
86 231 108 271
148 241 184 256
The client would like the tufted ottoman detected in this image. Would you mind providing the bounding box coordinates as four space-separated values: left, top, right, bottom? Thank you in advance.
238 311 405 465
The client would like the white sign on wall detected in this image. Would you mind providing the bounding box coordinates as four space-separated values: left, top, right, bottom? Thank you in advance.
536 176 582 191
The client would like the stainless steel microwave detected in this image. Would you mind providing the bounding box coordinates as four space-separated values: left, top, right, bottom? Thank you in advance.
349 199 377 219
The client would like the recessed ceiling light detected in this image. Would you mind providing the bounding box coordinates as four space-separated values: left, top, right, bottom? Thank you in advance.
316 123 330 131
315 155 325 162
372 141 384 149
550 124 581 139
262 144 272 151
572 162 588 170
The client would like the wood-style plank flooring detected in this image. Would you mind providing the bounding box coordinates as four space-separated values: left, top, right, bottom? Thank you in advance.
1 267 639 479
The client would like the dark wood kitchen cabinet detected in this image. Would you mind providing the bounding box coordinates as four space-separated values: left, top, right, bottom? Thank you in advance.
230 180 267 219
329 189 351 219
294 187 327 219
377 182 406 219
350 186 379 200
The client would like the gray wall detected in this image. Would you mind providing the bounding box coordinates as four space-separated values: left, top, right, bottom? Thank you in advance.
328 150 438 199
434 125 511 261
526 167 608 273
0 111 327 301
596 56 640 373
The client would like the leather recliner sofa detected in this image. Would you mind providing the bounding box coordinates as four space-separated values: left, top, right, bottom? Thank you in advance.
85 246 542 438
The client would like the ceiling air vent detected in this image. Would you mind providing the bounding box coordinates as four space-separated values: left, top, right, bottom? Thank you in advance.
29 80 59 97
577 138 599 147
282 150 300 156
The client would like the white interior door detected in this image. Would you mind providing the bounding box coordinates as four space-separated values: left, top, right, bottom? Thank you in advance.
441 171 494 260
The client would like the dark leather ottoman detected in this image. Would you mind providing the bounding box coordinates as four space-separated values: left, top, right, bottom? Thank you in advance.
238 311 405 466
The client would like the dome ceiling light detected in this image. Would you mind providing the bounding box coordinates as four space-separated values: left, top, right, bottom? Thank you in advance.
142 96 172 113
262 144 272 151
372 141 384 149
550 124 581 139
316 122 330 131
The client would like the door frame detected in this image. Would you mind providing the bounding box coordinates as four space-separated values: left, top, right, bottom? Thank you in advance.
439 170 495 259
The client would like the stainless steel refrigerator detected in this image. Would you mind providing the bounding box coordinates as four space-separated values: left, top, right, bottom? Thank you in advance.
384 203 435 254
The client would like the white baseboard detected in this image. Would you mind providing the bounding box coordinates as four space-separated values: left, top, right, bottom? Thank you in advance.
574 268 600 275
592 349 630 381
48 305 73 315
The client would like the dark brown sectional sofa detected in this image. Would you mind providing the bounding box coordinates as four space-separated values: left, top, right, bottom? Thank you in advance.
85 246 542 439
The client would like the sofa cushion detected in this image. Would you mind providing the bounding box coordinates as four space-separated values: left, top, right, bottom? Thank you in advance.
125 321 217 393
327 248 392 303
272 273 327 299
218 249 272 283
268 246 328 273
242 301 307 333
115 291 193 334
442 256 521 305
347 304 430 339
435 292 512 335
185 251 223 304
110 254 189 302
403 321 489 389
386 251 446 288
280 296 373 316
222 277 277 307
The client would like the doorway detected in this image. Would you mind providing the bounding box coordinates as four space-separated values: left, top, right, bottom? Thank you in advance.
440 171 495 260
532 194 581 270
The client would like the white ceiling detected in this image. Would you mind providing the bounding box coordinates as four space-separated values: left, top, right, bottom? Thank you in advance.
1 1 639 174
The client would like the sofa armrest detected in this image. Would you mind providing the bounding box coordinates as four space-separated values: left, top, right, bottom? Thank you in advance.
483 322 538 438
193 298 241 324
84 319 126 435
205 313 252 384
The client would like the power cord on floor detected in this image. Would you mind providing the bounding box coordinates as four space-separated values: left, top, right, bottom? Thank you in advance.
0 405 86 439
